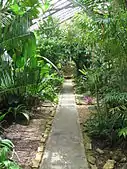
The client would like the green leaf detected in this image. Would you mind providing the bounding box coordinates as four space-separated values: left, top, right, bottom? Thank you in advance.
119 127 127 139
10 4 24 15
0 147 9 162
1 139 14 149
3 160 20 169
21 112 30 122
0 113 7 121
43 0 50 11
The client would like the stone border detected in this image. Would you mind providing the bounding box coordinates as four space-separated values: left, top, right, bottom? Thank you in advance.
31 110 56 169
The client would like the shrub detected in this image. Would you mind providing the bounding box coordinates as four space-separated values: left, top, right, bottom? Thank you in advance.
85 107 127 145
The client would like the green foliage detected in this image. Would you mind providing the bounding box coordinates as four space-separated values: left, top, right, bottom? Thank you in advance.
0 1 64 168
74 76 87 94
66 0 127 145
119 127 127 139
0 0 63 129
37 17 67 66
104 92 127 105
0 138 20 169
5 105 30 125
85 106 127 144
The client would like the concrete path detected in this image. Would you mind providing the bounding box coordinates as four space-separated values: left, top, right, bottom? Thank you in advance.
40 79 89 169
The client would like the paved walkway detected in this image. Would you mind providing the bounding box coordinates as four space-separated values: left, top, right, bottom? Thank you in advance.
40 79 88 169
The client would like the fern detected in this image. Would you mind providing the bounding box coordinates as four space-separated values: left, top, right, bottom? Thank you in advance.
119 127 127 139
104 91 127 104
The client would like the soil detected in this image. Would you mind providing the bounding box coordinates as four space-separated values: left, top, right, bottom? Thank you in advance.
77 104 91 125
77 102 127 169
3 101 56 169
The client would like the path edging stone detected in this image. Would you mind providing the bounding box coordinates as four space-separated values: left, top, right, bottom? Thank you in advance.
31 110 56 169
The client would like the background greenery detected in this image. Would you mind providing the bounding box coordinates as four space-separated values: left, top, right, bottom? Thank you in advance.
1 0 127 167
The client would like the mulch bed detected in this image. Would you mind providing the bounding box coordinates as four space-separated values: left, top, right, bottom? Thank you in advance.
3 101 56 169
77 103 127 169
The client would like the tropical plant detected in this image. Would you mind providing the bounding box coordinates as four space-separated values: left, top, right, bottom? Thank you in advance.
0 138 20 169
0 1 65 168
66 0 127 144
85 106 127 145
0 0 64 124
37 16 67 67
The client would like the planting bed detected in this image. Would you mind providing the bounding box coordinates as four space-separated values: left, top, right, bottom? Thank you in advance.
3 101 56 169
77 100 127 169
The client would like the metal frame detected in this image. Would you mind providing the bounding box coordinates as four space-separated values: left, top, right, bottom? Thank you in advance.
39 0 81 22
31 0 82 30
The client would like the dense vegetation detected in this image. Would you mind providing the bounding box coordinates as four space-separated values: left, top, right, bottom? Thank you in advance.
0 1 64 168
35 0 127 147
1 0 127 168
68 0 127 146
0 1 64 123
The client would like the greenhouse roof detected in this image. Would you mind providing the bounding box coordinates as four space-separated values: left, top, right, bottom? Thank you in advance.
43 0 81 23
32 0 81 29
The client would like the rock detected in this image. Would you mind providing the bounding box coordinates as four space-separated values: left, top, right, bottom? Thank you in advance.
120 157 127 163
47 121 53 125
48 117 53 120
110 151 113 156
50 111 55 117
90 164 98 169
38 146 44 152
86 143 92 150
45 127 50 132
112 150 126 162
96 148 104 154
76 100 82 105
31 159 40 168
83 132 91 144
122 163 127 169
35 152 42 161
43 134 48 139
44 128 50 136
112 155 120 161
103 160 116 169
88 155 96 165
46 124 51 128
98 160 104 166
41 132 45 137
40 137 46 143
42 102 54 107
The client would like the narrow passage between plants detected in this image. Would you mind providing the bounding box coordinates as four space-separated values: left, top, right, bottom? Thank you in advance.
1 1 127 169
40 79 88 169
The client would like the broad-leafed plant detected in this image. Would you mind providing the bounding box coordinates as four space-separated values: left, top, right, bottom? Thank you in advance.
0 138 21 169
